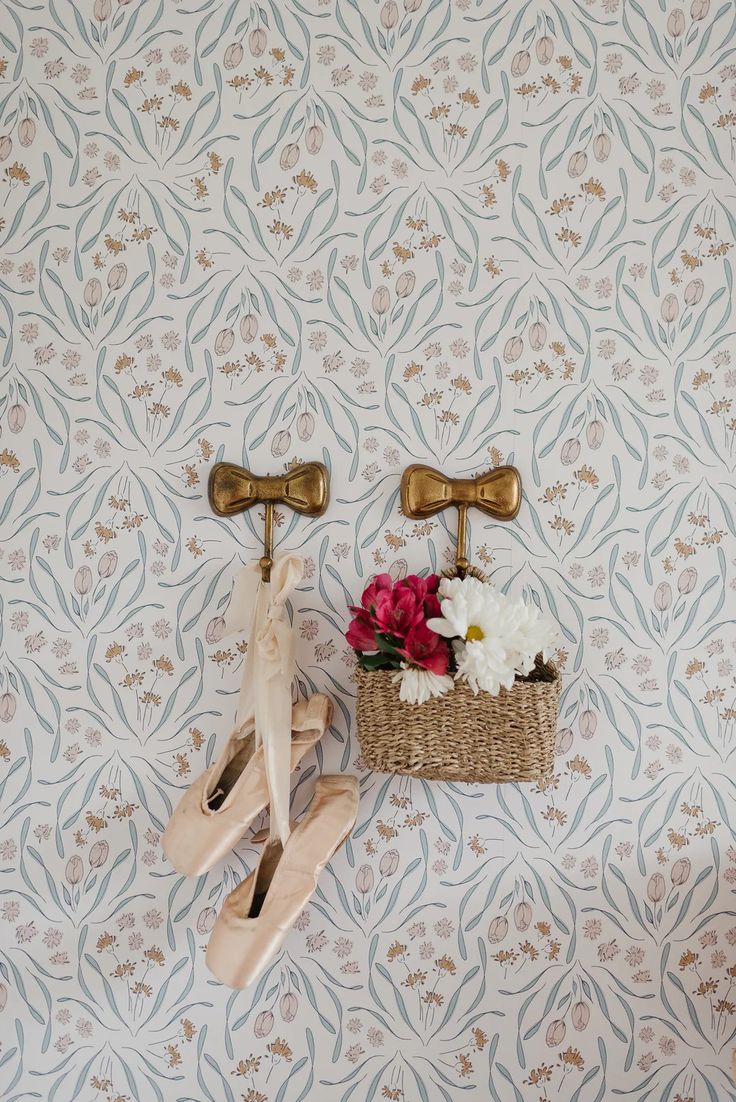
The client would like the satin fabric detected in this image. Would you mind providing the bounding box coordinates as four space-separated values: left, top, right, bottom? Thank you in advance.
206 774 359 989
223 554 304 846
160 695 332 877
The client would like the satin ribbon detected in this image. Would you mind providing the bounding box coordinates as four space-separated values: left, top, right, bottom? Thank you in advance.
401 463 521 520
223 553 304 845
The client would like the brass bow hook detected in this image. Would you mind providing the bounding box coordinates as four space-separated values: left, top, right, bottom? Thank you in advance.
400 463 522 577
208 461 330 581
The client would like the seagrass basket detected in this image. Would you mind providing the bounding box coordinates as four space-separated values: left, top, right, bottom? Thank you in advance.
354 655 560 783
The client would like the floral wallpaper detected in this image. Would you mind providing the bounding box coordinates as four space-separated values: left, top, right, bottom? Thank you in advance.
1 0 736 1098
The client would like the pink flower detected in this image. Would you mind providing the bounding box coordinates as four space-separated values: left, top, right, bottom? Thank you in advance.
345 573 445 666
395 573 429 602
372 587 424 639
357 573 394 612
346 610 377 651
400 622 449 674
422 574 442 619
398 573 442 617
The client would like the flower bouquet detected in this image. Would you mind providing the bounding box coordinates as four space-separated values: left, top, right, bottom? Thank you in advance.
347 572 561 782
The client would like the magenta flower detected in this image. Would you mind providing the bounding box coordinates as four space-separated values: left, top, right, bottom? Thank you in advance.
400 621 449 674
345 610 377 651
372 587 424 639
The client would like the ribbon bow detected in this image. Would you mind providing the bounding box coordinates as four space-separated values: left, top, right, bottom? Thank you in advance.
209 461 329 517
401 463 521 521
223 554 304 846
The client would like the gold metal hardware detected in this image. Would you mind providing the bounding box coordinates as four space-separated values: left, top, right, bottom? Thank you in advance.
208 461 329 581
400 463 521 577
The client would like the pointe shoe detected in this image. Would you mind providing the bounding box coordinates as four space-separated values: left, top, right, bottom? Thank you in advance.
206 774 358 989
162 694 332 876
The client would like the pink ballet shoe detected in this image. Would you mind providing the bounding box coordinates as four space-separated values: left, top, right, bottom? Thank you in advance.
206 774 358 989
162 694 332 876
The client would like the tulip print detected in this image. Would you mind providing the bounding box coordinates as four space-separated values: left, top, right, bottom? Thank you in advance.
197 907 217 935
205 616 226 644
586 420 604 449
379 848 399 877
684 278 703 305
661 293 679 324
578 709 597 739
568 151 587 178
654 581 672 612
395 270 415 298
297 412 315 441
98 551 118 578
240 313 259 343
667 8 685 37
671 858 691 886
249 27 266 57
84 278 102 308
380 1 399 30
7 404 25 434
254 1009 275 1038
18 118 36 147
356 864 374 894
535 36 554 64
545 1019 566 1047
678 567 697 594
0 692 16 723
214 328 235 355
503 336 523 363
74 565 93 596
571 1001 590 1031
271 429 291 458
65 855 83 885
279 992 298 1022
223 42 243 69
487 916 508 943
511 50 530 77
560 438 580 465
88 840 109 868
279 143 300 171
529 321 546 350
555 726 573 755
514 901 532 931
592 133 611 162
305 125 323 154
2 3 736 1099
372 285 390 316
647 872 666 903
107 263 127 291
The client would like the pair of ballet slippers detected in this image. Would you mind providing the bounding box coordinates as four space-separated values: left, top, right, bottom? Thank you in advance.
162 694 357 989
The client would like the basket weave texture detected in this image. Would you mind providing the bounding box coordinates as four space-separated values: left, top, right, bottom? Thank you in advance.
354 655 560 783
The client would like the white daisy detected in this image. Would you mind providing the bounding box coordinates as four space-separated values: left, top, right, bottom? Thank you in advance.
392 665 453 705
427 577 557 696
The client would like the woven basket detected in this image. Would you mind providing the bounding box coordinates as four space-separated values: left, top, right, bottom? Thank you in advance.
354 655 560 783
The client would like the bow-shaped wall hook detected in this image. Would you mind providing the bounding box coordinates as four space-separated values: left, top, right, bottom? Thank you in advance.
400 463 521 576
209 461 329 581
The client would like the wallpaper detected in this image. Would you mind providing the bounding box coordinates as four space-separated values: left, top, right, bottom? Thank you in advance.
1 0 736 1099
